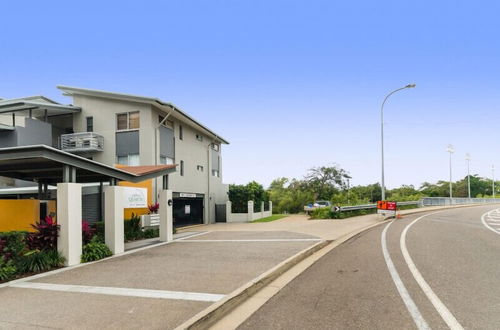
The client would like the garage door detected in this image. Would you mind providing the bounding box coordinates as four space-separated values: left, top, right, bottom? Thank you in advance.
173 197 204 227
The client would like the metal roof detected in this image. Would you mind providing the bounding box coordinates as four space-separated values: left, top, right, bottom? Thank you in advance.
0 100 81 116
0 145 176 184
57 85 229 144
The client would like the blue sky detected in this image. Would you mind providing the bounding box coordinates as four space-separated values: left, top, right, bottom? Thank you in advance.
2 0 500 188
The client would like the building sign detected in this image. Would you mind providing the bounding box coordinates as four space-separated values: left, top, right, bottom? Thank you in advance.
123 187 148 208
180 193 197 198
185 205 191 214
377 201 397 216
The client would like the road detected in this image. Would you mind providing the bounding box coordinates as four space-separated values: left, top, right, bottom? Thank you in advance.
239 205 500 329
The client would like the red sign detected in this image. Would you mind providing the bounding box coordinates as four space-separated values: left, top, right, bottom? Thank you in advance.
377 201 397 210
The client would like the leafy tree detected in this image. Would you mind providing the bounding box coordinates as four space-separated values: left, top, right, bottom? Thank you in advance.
304 165 350 200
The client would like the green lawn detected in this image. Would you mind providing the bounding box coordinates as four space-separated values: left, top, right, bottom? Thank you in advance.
251 214 288 223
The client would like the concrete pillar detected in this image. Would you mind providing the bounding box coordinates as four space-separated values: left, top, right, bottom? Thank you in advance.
261 201 265 217
104 186 125 255
248 200 254 222
269 201 273 214
159 189 173 242
226 201 232 222
57 183 82 266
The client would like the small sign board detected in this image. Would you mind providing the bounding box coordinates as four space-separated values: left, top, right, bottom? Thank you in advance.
123 187 148 208
185 205 191 214
180 193 197 198
377 200 397 216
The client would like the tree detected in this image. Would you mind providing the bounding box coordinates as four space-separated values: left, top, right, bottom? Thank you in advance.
304 165 350 200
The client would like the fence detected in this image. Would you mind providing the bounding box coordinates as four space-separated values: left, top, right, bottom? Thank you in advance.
226 201 273 223
420 197 500 206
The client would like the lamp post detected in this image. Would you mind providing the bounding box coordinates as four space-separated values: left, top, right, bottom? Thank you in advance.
380 84 416 201
492 165 495 199
447 144 455 203
465 153 471 199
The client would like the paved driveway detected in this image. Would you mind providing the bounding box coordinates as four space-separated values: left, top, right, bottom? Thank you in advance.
0 231 320 329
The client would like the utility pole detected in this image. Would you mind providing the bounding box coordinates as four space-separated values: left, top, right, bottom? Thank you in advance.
447 144 455 204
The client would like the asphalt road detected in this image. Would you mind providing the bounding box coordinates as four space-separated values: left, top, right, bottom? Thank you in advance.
239 205 500 330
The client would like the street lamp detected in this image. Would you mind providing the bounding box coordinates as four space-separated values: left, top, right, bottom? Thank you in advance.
492 165 496 199
380 83 416 200
465 153 471 199
447 144 455 202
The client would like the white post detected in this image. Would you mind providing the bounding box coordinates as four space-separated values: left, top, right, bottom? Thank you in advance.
226 201 232 222
261 201 265 217
159 189 173 242
269 201 273 214
104 186 125 255
57 183 82 266
248 200 254 222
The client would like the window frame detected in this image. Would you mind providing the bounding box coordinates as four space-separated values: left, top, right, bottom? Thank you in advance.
179 125 183 140
116 111 140 131
180 160 184 176
86 116 93 132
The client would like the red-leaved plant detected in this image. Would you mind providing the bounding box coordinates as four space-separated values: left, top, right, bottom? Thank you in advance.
82 220 95 244
148 202 159 214
26 216 60 250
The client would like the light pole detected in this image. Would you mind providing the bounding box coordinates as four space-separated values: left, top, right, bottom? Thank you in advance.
492 165 495 199
447 144 455 203
380 84 416 200
465 153 471 199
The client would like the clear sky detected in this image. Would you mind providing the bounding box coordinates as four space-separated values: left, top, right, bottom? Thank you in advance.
2 0 500 189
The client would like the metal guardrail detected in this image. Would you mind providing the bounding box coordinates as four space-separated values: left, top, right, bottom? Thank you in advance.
420 197 500 206
339 201 419 212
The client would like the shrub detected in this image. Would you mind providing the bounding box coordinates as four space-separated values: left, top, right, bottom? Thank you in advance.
0 231 27 262
310 207 333 219
143 228 159 238
81 236 112 262
124 213 144 241
148 202 159 214
82 220 95 244
26 216 59 250
0 259 17 282
92 222 105 242
18 249 65 273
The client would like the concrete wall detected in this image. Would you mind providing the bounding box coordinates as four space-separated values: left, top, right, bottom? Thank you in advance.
225 201 273 223
0 118 52 148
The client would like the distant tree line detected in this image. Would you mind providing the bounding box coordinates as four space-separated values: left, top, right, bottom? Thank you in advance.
229 164 500 214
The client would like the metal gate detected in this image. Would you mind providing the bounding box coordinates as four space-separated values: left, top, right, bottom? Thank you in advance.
215 204 226 222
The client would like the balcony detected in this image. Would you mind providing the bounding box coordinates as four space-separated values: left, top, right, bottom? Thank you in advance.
60 132 104 153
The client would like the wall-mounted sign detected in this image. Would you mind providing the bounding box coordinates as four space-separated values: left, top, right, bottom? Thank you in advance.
123 187 148 208
185 205 191 214
180 193 197 198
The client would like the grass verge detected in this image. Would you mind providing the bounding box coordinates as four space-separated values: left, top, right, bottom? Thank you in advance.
251 214 288 223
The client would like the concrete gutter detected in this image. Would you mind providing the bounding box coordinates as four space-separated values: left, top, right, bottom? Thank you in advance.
175 240 330 330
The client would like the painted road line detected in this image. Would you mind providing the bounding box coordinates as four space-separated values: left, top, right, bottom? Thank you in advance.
401 212 464 330
11 282 225 302
381 221 430 330
178 239 322 242
482 209 500 235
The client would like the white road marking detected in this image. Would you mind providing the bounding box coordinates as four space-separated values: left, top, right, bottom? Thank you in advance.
400 212 464 330
381 221 430 330
178 238 322 242
11 282 225 302
481 209 500 235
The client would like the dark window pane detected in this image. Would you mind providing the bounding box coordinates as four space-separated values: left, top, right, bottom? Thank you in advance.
117 114 128 130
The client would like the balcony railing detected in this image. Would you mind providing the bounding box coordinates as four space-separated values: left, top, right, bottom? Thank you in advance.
60 132 104 153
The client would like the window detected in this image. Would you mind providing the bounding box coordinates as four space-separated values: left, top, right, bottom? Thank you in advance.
211 143 219 151
180 160 184 176
197 165 204 172
159 115 173 128
117 154 140 166
196 134 203 141
212 169 219 177
179 125 183 140
160 156 174 165
86 117 93 132
117 112 140 130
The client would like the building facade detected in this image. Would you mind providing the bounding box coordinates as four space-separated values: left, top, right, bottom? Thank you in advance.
0 86 230 226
